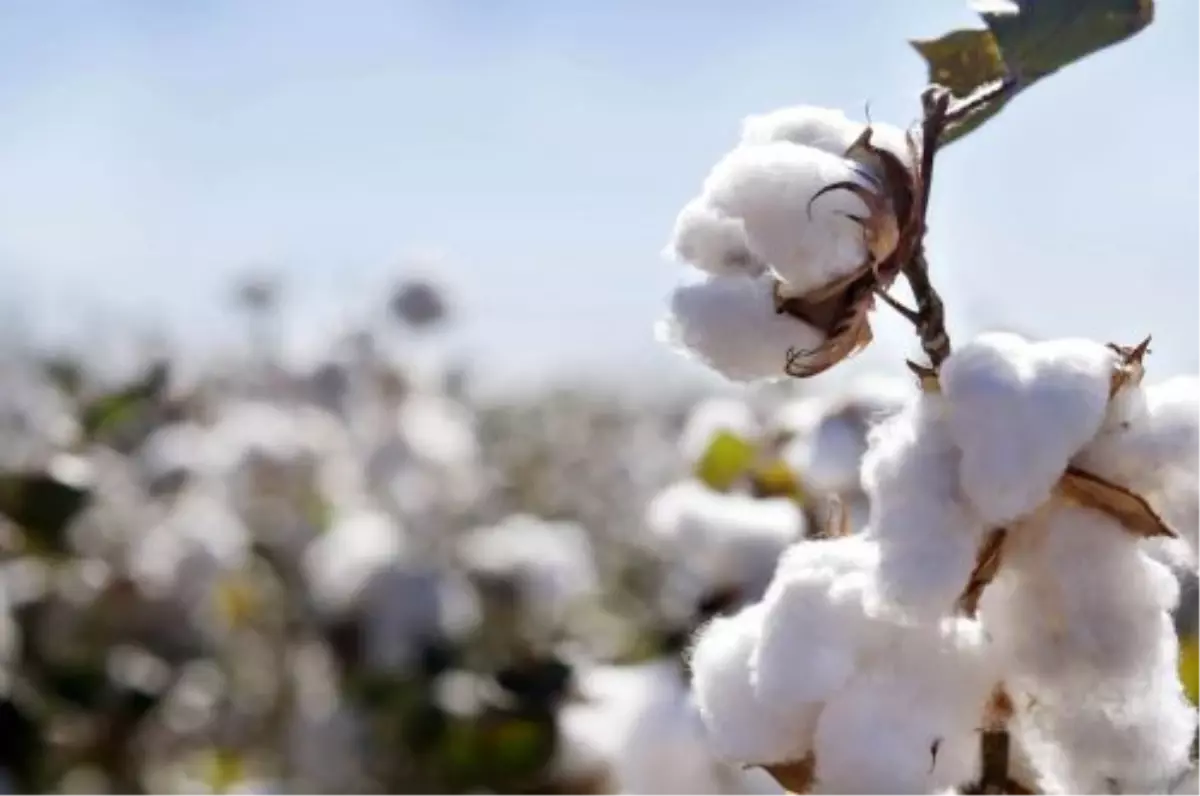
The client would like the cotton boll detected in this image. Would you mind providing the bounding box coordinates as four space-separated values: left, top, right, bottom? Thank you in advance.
1077 375 1199 490
302 508 408 616
739 106 865 156
458 514 598 622
860 397 987 619
610 691 726 794
752 535 886 713
940 333 1117 526
647 481 802 602
700 142 876 295
690 605 818 766
657 274 824 382
979 505 1195 791
666 198 766 278
738 105 917 171
812 619 992 794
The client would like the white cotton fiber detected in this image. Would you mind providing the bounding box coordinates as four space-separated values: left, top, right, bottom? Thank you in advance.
657 274 824 382
739 106 866 156
738 105 917 170
689 604 817 766
940 333 1117 526
751 535 885 714
979 504 1195 792
812 619 992 794
860 396 988 619
666 197 766 278
700 141 876 295
1077 375 1199 491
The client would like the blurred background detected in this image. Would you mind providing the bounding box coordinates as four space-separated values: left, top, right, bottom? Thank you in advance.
0 0 1195 793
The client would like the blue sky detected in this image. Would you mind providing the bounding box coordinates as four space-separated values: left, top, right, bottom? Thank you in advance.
0 0 1195 391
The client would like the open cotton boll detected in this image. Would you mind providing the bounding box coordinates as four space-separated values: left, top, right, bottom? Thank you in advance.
860 397 987 619
752 535 888 714
739 106 865 156
812 619 992 794
700 141 876 296
647 480 802 601
457 514 598 617
738 105 916 171
981 504 1179 680
657 274 824 382
609 692 726 794
939 333 1117 526
678 396 759 466
979 505 1194 792
302 508 409 616
1076 375 1199 490
666 197 766 278
690 604 818 766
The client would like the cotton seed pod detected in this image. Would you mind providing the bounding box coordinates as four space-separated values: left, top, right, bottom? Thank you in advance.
774 125 923 378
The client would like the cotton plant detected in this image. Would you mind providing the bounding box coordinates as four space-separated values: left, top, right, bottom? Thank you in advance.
657 12 1195 790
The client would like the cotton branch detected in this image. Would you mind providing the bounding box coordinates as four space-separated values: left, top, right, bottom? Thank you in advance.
896 78 1016 368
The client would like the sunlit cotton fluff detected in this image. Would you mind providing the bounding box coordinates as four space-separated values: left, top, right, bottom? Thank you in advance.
750 535 886 723
860 395 988 619
666 197 766 279
604 653 782 796
1075 374 1200 561
939 332 1117 526
695 141 878 296
657 274 824 382
979 503 1195 793
690 604 813 767
738 105 917 169
811 617 993 794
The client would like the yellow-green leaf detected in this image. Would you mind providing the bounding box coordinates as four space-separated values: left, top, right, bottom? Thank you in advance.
913 0 1155 145
694 430 756 492
1181 633 1199 706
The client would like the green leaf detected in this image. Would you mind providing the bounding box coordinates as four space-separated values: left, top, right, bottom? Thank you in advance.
694 430 756 492
79 361 170 445
0 471 91 556
913 0 1154 144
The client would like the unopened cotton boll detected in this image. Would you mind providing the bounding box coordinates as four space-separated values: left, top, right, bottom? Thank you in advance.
940 333 1117 526
678 396 759 466
700 141 878 296
666 198 766 278
690 604 817 766
657 274 824 382
752 535 887 715
860 397 988 619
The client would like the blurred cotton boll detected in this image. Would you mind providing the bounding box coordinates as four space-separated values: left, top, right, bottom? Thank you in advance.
458 514 597 634
647 480 802 606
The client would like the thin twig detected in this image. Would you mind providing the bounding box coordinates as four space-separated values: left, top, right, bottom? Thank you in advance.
900 78 1016 369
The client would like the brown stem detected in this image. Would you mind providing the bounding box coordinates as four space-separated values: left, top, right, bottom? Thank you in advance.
901 78 1016 369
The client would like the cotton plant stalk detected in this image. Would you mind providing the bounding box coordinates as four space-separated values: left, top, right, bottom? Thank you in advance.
662 78 1198 794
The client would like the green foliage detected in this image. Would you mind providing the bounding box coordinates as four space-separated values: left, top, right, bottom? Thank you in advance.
0 470 91 557
914 0 1155 144
79 361 171 449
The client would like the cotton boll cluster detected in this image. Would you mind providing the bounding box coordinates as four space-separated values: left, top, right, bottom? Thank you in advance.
660 107 915 382
688 331 1199 793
